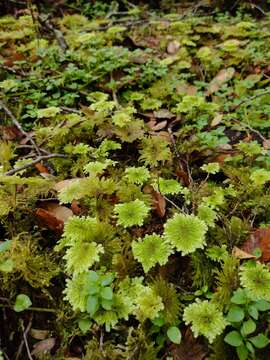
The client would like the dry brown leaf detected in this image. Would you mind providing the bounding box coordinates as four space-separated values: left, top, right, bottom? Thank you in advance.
0 125 22 140
154 109 175 119
170 328 207 360
35 201 73 232
242 227 270 262
143 185 166 217
263 139 270 150
150 120 168 131
211 113 223 127
34 162 50 174
206 67 235 95
30 329 50 340
31 338 56 356
232 246 256 260
167 40 180 54
53 178 79 192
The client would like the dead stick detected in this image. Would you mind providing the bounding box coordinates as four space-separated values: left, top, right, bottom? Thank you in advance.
230 89 270 111
22 316 33 360
0 100 41 155
5 154 68 176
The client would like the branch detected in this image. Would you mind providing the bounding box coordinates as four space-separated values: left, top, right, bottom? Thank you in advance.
38 15 68 51
22 316 34 360
230 89 270 111
0 99 41 155
5 154 68 176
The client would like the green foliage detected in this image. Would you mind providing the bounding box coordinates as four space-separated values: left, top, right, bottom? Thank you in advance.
14 294 32 312
240 262 270 301
132 234 172 272
183 300 227 343
164 213 207 255
114 199 150 227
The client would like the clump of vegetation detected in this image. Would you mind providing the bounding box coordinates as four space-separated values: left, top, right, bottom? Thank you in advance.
1 1 270 359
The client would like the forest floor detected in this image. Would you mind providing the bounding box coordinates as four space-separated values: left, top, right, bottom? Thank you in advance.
1 2 270 359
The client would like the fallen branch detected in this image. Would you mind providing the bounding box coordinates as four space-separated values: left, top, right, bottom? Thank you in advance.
5 154 68 176
22 317 34 360
230 89 270 111
38 15 68 51
0 99 41 155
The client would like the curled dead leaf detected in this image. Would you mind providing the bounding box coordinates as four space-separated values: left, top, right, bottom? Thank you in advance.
232 246 256 260
35 201 73 232
167 40 180 54
211 113 223 127
31 338 56 356
242 227 270 262
30 329 50 340
206 67 235 95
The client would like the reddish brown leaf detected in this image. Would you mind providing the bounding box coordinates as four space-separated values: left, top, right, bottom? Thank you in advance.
242 227 270 262
34 162 50 174
143 185 166 217
71 200 82 215
175 168 190 187
170 328 207 360
0 125 22 140
31 338 56 356
35 201 73 232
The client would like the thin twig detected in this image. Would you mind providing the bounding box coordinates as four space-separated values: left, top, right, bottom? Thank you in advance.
22 316 34 360
37 15 68 51
230 118 267 142
0 99 41 155
230 89 270 111
60 106 81 114
0 304 56 313
5 154 68 176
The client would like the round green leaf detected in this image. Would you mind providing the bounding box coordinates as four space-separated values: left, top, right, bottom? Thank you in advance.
101 286 113 300
226 305 245 323
101 298 113 310
241 319 256 337
250 334 270 349
224 331 243 347
236 345 248 360
86 295 99 316
231 289 247 305
14 294 32 312
254 300 270 312
247 305 258 320
167 326 182 344
78 318 92 333
0 259 14 272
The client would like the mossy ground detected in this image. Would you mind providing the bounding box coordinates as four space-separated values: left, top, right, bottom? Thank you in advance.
1 1 270 359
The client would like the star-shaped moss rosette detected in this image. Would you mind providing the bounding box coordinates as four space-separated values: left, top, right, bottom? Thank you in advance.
240 263 270 301
164 213 207 255
114 199 150 228
124 166 150 185
183 300 227 343
64 242 104 275
132 234 172 272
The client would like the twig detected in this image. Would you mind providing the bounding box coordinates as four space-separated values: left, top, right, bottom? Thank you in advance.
0 304 56 313
0 99 41 155
22 316 34 360
37 15 68 51
230 118 267 142
60 106 81 114
230 89 270 111
5 153 68 176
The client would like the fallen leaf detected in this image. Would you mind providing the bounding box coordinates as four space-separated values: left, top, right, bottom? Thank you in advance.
176 84 197 96
206 67 235 95
242 227 270 262
175 168 190 187
0 125 22 140
167 40 180 54
34 162 50 174
143 185 166 217
71 200 82 215
154 109 175 119
35 201 73 232
211 113 223 127
170 327 207 360
232 246 256 260
30 329 50 340
149 120 168 131
31 338 56 356
263 139 270 150
53 178 79 192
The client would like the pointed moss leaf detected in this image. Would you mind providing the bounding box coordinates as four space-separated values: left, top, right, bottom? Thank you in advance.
231 289 247 305
100 286 113 300
78 318 92 333
101 298 113 310
241 319 256 337
14 294 32 312
167 326 182 344
227 306 245 323
248 305 258 320
236 345 249 360
254 300 270 311
249 334 270 349
224 331 243 347
114 199 150 228
86 295 99 316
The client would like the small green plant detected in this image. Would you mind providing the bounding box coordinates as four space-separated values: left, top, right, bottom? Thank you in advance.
224 288 270 360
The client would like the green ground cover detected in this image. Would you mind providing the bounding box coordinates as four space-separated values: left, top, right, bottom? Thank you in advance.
1 1 270 359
